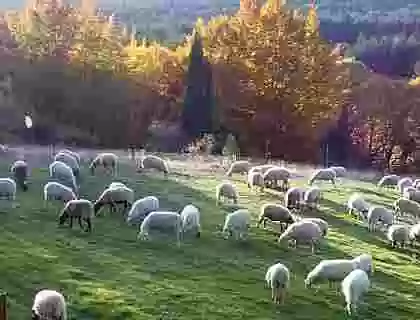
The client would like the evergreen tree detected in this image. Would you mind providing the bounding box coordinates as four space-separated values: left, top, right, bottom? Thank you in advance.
181 31 214 139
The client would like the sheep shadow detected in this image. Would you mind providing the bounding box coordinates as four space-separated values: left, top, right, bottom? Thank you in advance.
352 186 397 201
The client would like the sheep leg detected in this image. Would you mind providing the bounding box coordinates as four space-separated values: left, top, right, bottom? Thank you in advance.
78 217 83 230
85 218 92 232
69 217 73 229
271 287 275 302
278 288 285 305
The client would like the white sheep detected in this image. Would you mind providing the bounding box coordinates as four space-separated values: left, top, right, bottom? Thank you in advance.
397 177 413 194
257 203 295 230
303 186 322 209
49 161 77 192
301 218 328 237
90 152 118 175
393 197 420 220
180 204 201 238
247 171 264 193
278 220 323 253
94 186 134 215
222 209 251 240
139 154 169 175
58 199 94 232
138 211 182 246
31 289 67 320
341 269 370 316
58 148 81 164
387 224 410 248
367 206 394 231
54 152 80 178
377 174 399 188
226 160 250 177
126 196 159 226
263 166 291 190
347 194 370 220
265 262 290 304
308 168 336 186
216 182 238 205
43 182 76 207
0 178 16 208
284 187 304 210
10 160 29 191
329 166 347 178
409 223 420 246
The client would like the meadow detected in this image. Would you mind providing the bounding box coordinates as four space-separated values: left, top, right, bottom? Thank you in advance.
0 148 419 320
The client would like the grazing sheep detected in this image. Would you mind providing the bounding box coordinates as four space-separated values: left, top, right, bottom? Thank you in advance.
387 224 410 248
31 289 67 320
301 218 328 237
90 152 118 175
43 182 76 206
222 209 251 240
58 149 81 164
137 211 182 246
49 161 77 192
58 199 94 232
54 152 80 178
126 196 159 225
216 182 238 205
226 160 250 177
278 220 323 253
284 187 304 210
308 168 336 186
367 206 394 231
10 160 28 191
263 167 291 190
180 204 201 237
377 174 399 188
303 186 322 209
393 197 420 220
329 166 347 178
347 194 370 220
409 223 420 246
0 178 16 207
341 269 370 316
265 263 290 305
139 155 169 175
397 177 414 194
94 186 134 215
247 171 264 192
257 203 295 230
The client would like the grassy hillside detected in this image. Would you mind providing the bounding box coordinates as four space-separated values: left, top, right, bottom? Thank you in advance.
0 151 419 319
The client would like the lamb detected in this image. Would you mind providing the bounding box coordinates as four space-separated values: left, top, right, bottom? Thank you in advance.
226 160 250 177
284 187 304 210
0 178 16 205
49 161 77 192
89 152 118 175
303 186 322 209
367 206 394 232
10 160 28 191
137 211 182 246
31 289 67 320
54 152 80 178
377 174 399 188
263 166 291 190
43 182 76 206
387 224 410 248
277 220 323 253
393 197 420 220
397 177 413 194
126 196 159 226
341 269 370 316
409 223 420 246
329 166 347 178
94 186 134 215
301 218 328 237
58 199 94 232
247 171 265 193
265 262 290 304
222 209 251 240
308 168 336 186
58 148 81 164
257 203 295 230
216 182 238 205
180 204 201 238
347 194 370 220
139 154 169 175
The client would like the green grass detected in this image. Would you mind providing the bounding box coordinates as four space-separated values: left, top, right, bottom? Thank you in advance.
0 159 419 320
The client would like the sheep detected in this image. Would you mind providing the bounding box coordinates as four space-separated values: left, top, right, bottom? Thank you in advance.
387 224 410 248
284 187 304 210
393 197 420 221
308 168 336 186
265 262 290 305
89 152 118 175
341 269 370 316
31 289 67 320
377 174 399 188
10 160 28 191
126 196 159 226
139 154 169 175
58 148 81 164
54 152 80 179
403 187 420 204
137 211 182 246
278 220 323 253
329 166 347 178
303 186 322 209
43 182 76 207
301 218 328 237
180 204 201 238
347 194 370 220
216 182 238 205
58 199 94 232
222 209 251 240
94 186 134 215
263 166 291 191
226 160 250 177
409 223 420 246
247 171 264 192
367 206 394 232
397 177 413 194
49 161 77 192
0 178 16 207
257 203 295 230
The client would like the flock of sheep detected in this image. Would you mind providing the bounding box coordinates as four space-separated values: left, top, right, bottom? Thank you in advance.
0 150 418 319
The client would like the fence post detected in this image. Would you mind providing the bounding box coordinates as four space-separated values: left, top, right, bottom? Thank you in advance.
0 292 8 320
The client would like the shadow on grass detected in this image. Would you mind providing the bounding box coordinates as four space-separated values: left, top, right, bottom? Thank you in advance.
352 186 397 201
